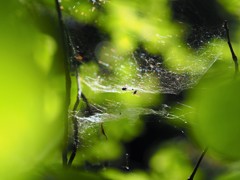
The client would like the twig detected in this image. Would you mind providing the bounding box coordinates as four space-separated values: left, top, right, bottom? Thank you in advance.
223 20 239 74
55 0 107 166
188 148 208 180
55 0 72 166
67 68 81 166
101 123 108 140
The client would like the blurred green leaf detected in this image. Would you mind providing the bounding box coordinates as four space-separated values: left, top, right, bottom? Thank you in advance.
103 169 149 180
218 0 240 18
188 69 240 160
0 1 64 179
216 171 240 180
37 167 109 180
149 142 201 180
33 33 57 74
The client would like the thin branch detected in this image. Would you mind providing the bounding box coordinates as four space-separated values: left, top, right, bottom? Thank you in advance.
101 123 108 140
55 0 107 167
67 69 81 166
223 20 239 74
188 148 208 180
55 0 72 166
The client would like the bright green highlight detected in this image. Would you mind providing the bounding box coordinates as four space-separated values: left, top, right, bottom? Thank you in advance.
0 1 64 179
218 0 240 19
149 143 200 180
103 169 149 180
189 73 240 160
33 34 57 74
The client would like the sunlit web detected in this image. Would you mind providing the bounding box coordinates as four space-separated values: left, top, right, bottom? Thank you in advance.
63 5 225 135
66 24 224 95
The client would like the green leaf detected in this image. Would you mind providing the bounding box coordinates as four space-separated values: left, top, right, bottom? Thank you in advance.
189 73 240 160
0 1 64 179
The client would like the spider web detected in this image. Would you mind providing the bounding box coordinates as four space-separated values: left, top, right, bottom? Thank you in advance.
65 22 225 94
63 1 225 96
63 4 226 143
67 26 225 140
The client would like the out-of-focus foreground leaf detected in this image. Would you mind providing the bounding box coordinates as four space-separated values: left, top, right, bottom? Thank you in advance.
187 63 240 160
0 1 64 179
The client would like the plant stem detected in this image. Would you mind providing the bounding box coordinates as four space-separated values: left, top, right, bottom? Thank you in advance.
188 148 208 180
223 20 239 74
55 0 72 166
67 69 81 166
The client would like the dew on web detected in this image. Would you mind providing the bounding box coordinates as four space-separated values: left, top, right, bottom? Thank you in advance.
67 30 225 140
81 33 224 95
62 1 226 139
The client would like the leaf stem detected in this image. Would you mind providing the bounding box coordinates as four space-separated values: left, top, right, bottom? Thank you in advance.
223 20 239 74
188 148 208 180
67 69 81 166
55 0 72 166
